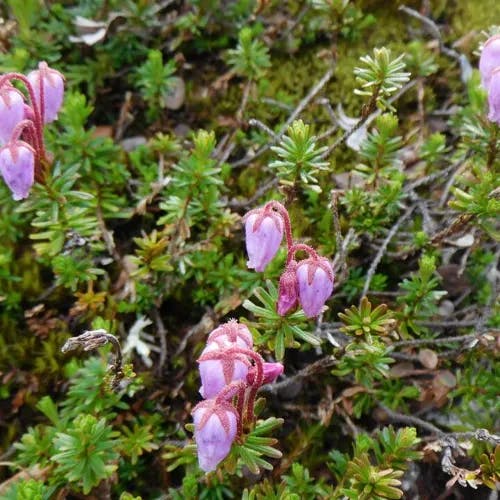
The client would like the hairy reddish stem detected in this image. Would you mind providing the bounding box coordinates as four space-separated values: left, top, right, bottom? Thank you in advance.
265 200 293 251
287 243 319 264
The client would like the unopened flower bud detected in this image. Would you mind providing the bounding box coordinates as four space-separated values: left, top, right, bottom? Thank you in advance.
0 85 25 145
277 260 299 316
0 140 35 200
296 257 334 318
487 67 500 124
192 399 238 472
27 62 64 123
244 207 284 272
479 35 500 90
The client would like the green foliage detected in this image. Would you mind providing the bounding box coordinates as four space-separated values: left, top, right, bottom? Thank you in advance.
1 1 499 497
52 415 119 494
479 445 500 489
3 479 54 500
343 455 403 500
450 160 500 238
135 50 177 120
339 297 395 342
227 27 271 79
356 114 402 183
270 119 329 193
329 428 421 499
354 47 410 111
243 280 321 359
396 254 447 337
228 417 283 475
404 40 438 77
307 0 376 42
333 340 394 389
13 358 152 496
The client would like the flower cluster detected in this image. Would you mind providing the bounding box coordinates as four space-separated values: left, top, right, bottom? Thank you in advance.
244 200 334 318
0 62 64 200
192 320 283 472
479 35 500 124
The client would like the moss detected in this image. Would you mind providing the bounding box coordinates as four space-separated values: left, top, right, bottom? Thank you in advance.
451 0 500 37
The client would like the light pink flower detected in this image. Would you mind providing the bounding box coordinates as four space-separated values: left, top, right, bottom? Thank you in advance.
27 62 64 123
244 207 284 272
487 67 500 124
0 140 35 200
479 35 500 90
296 257 334 318
192 399 238 472
198 345 250 399
0 85 25 145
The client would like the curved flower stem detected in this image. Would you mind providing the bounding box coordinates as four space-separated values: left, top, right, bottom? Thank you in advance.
223 346 265 425
215 380 247 435
10 119 40 150
287 243 319 265
265 200 293 251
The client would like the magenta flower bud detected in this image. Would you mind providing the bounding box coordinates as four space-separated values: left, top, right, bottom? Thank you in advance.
479 35 500 89
207 319 253 350
192 399 238 472
0 85 25 145
198 346 250 399
296 257 334 318
247 362 284 385
27 62 64 123
0 140 35 200
487 67 500 124
277 260 299 316
244 207 284 272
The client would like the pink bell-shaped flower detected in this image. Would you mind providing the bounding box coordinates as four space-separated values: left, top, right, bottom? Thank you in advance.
0 140 35 200
247 362 284 385
192 399 238 472
198 346 250 399
277 260 299 316
206 319 253 350
487 67 500 124
27 62 64 123
296 257 334 318
0 85 25 146
244 207 284 272
479 35 500 90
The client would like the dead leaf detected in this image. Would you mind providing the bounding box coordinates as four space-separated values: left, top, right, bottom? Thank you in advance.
419 348 438 369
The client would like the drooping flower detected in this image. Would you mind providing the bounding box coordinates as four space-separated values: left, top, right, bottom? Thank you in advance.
198 346 250 399
244 207 284 272
487 67 500 124
0 140 35 200
479 35 500 89
27 62 64 123
296 257 334 318
0 85 25 145
192 399 238 472
277 260 299 316
247 362 284 385
206 319 253 350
